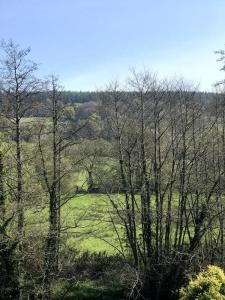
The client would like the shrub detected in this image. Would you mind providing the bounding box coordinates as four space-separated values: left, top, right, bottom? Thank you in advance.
180 265 225 300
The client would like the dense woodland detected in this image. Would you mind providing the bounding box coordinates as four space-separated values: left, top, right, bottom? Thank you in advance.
1 41 225 300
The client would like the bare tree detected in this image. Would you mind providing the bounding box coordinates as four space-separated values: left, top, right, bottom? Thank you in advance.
99 72 225 300
0 40 40 299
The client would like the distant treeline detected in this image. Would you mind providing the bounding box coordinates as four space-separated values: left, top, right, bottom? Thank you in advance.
54 90 215 104
0 90 220 120
20 90 216 104
25 90 217 117
60 91 98 103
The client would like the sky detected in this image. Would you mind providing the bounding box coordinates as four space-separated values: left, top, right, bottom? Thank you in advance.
1 0 225 91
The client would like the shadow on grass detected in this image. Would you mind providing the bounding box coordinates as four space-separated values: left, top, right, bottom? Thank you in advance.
55 281 126 300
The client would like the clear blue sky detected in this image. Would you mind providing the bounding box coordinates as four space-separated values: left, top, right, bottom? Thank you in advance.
1 0 225 91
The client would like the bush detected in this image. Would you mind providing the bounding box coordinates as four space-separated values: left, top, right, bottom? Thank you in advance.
180 265 225 300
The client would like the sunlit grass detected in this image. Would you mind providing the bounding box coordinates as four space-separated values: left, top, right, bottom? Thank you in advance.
25 194 125 254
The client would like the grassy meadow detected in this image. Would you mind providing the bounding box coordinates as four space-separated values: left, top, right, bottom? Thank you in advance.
26 194 125 254
25 193 127 299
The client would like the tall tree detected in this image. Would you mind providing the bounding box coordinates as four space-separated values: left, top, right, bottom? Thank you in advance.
0 40 39 237
0 40 40 299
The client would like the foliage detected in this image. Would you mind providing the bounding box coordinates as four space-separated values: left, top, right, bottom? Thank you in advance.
180 265 225 300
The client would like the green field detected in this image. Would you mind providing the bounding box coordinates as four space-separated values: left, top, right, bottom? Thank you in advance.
26 194 125 254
